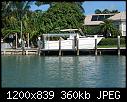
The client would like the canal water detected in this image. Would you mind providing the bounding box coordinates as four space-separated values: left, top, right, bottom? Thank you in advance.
2 55 126 88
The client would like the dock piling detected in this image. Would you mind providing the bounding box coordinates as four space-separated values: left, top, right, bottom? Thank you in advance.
59 37 62 56
117 35 120 55
76 38 79 55
95 35 97 55
15 33 17 49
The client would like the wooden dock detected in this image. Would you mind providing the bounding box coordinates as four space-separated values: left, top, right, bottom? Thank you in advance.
1 48 38 55
1 47 126 55
40 47 126 56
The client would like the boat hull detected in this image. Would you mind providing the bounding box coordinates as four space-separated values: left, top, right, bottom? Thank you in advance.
44 37 103 49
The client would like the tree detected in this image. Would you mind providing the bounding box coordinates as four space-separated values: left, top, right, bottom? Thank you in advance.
94 9 120 14
95 9 102 14
40 2 85 34
99 19 121 37
111 10 120 13
2 1 46 47
102 9 110 14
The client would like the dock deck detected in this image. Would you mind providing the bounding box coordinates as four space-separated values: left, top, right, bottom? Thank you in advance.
1 47 126 55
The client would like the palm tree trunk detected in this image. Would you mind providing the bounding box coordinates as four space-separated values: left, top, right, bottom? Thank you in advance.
21 20 23 48
21 20 24 54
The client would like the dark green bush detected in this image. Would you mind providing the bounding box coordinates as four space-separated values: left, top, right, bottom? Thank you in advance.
98 37 125 45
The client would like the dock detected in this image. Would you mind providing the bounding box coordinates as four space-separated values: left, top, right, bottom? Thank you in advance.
1 48 38 55
1 47 126 55
40 47 126 56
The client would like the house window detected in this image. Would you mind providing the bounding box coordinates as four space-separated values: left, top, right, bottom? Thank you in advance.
91 14 114 21
91 15 98 21
98 15 104 21
122 31 126 36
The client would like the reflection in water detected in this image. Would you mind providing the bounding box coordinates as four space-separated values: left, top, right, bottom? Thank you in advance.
2 55 126 88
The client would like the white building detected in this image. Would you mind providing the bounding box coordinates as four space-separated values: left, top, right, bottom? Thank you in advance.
108 12 126 36
84 12 126 36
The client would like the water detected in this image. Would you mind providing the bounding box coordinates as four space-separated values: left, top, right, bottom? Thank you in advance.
2 55 126 88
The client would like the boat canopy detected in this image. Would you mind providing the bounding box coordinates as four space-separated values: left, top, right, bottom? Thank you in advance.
60 29 79 32
42 33 77 37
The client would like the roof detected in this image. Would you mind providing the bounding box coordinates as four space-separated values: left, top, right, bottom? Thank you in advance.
84 14 114 26
108 11 126 21
84 12 126 26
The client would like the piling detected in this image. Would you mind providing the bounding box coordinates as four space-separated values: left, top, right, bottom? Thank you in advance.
117 35 120 55
76 38 79 55
59 37 62 56
26 50 28 55
28 33 30 48
95 35 97 55
15 33 17 49
38 48 40 56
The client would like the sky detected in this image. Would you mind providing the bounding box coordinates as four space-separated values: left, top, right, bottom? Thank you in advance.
30 1 126 15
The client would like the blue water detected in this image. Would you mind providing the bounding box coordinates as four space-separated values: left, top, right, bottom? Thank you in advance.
1 55 126 88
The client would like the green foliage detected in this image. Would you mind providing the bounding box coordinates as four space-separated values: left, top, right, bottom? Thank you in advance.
40 2 85 34
95 9 120 14
2 2 85 42
95 9 102 14
99 19 121 37
83 26 100 35
98 38 125 45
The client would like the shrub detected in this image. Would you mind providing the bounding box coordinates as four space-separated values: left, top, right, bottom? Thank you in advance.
98 37 125 45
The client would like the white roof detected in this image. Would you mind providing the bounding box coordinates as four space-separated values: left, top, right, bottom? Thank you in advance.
108 11 126 21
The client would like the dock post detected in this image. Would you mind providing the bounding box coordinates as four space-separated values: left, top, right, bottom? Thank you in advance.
59 37 62 56
15 33 17 49
37 37 41 56
117 35 120 55
38 48 40 56
95 35 97 55
27 33 30 48
76 38 79 56
22 40 25 55
26 50 28 55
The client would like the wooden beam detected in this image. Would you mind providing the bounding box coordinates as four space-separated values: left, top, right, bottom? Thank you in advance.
95 35 97 55
117 35 120 55
76 38 79 56
15 33 17 49
59 37 62 56
28 33 30 48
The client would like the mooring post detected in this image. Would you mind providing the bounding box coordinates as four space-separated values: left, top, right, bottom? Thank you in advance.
27 33 30 48
37 36 41 56
117 35 120 55
76 37 79 56
95 35 97 55
15 33 17 49
22 40 25 55
59 37 62 56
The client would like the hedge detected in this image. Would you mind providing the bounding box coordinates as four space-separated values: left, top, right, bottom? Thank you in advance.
98 37 126 45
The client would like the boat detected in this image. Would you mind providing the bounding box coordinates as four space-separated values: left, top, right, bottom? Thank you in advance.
42 29 103 50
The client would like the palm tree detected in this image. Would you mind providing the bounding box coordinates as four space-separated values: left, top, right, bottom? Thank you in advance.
102 9 110 14
2 1 43 48
95 9 102 14
99 19 118 37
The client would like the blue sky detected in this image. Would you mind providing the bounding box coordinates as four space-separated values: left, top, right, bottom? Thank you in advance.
30 1 126 15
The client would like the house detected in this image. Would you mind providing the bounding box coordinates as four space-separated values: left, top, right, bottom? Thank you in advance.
84 12 126 36
108 12 126 36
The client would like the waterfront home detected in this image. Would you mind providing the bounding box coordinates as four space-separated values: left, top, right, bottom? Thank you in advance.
84 11 126 36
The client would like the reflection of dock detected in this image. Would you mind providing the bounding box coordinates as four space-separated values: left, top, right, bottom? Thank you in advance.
1 47 126 55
